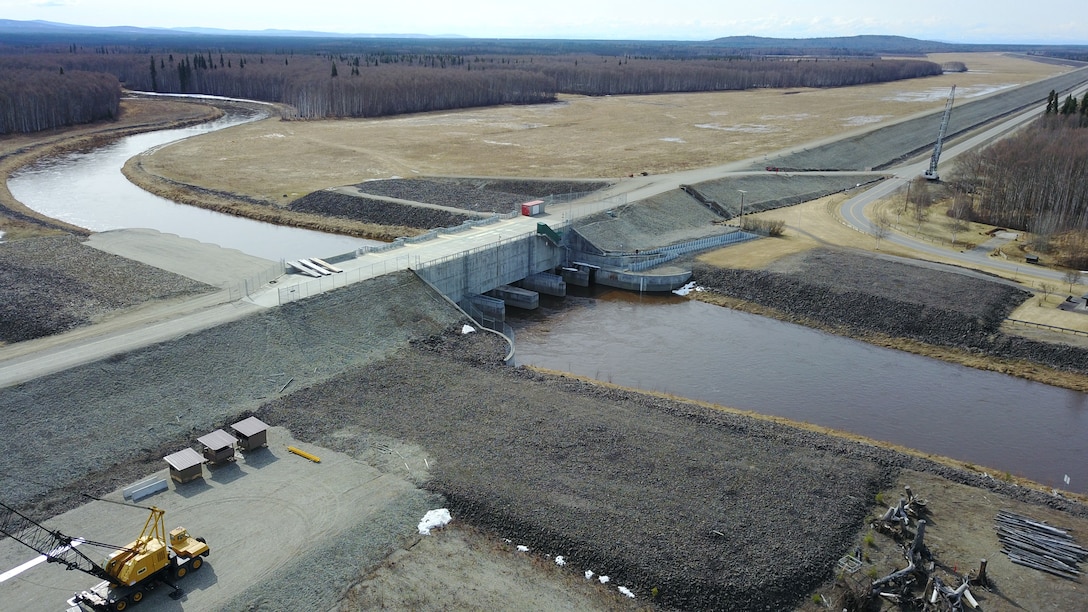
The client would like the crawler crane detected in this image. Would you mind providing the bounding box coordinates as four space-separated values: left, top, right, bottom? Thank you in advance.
0 500 209 611
923 85 956 181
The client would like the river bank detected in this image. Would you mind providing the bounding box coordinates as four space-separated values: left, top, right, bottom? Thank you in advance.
690 249 1088 394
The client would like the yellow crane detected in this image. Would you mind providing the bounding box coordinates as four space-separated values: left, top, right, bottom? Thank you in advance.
1 499 209 611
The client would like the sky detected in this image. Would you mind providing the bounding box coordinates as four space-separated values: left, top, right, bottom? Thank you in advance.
3 0 1084 44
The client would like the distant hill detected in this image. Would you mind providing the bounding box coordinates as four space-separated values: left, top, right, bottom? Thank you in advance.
0 19 1083 58
0 19 444 39
707 34 958 54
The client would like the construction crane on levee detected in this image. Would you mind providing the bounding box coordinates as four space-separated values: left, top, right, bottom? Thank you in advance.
923 85 956 181
0 498 209 611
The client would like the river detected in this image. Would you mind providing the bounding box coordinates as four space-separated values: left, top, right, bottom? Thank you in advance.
509 289 1088 494
7 103 1087 494
8 104 374 261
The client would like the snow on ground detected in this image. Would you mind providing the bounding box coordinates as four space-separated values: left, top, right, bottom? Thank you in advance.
555 556 566 566
843 115 890 126
461 324 476 334
695 123 776 133
618 586 635 598
672 281 704 296
418 508 452 535
517 545 530 552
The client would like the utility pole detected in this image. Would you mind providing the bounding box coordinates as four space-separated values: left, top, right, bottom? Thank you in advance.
737 189 747 226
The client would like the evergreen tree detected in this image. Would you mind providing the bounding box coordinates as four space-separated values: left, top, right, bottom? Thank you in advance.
1061 94 1078 115
331 62 338 77
149 56 158 92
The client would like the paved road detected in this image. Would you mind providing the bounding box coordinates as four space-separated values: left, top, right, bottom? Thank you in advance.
839 82 1088 286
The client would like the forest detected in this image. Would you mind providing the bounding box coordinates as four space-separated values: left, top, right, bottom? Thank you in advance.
0 68 119 134
949 92 1088 268
0 37 943 132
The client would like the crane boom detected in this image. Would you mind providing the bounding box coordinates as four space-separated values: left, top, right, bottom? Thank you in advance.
924 85 956 181
0 501 117 583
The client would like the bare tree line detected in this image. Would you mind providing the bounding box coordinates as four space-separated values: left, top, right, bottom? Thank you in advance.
950 116 1088 268
528 56 941 95
0 68 119 134
0 50 941 129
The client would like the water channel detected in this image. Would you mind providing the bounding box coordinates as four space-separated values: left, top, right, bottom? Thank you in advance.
509 289 1088 494
8 104 374 261
7 104 1086 494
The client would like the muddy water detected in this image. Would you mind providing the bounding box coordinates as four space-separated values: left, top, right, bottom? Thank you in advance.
8 107 376 261
508 289 1088 494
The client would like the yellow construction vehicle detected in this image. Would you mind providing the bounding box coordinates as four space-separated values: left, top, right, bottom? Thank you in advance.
1 500 209 611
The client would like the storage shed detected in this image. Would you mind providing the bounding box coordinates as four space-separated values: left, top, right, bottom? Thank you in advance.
231 416 270 452
520 199 545 217
197 429 238 465
164 448 206 484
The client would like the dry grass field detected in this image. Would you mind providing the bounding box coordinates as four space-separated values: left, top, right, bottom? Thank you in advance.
136 53 1067 204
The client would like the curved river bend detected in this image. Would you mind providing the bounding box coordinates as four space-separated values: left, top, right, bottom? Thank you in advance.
9 106 373 261
7 106 1087 493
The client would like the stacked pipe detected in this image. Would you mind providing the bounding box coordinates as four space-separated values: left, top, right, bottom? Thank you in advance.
996 510 1086 580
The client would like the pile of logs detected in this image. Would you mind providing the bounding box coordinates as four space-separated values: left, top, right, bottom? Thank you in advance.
996 510 1086 580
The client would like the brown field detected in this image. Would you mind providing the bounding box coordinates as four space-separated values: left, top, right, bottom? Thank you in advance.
135 53 1066 204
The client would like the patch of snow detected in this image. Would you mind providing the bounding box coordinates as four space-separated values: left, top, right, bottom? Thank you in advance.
760 113 811 121
659 137 685 143
673 281 701 296
842 115 890 126
618 586 635 598
262 133 286 138
517 545 530 552
461 324 476 334
695 123 775 133
584 570 595 579
555 556 566 566
483 140 520 146
599 575 610 584
417 508 451 535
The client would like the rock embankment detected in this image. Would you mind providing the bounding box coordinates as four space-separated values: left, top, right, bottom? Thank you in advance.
288 178 610 231
693 249 1088 376
289 190 472 229
0 235 215 343
352 178 608 213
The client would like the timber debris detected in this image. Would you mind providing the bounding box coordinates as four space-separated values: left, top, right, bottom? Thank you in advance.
996 510 1086 580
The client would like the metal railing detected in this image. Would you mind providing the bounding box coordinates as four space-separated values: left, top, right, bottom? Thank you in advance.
1005 318 1088 337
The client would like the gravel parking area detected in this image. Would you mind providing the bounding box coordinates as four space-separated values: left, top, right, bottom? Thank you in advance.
0 235 215 343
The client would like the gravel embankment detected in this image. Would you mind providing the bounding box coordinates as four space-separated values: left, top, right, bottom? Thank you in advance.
0 235 215 343
0 271 468 514
754 68 1088 172
259 330 889 612
352 178 610 213
693 248 1088 375
289 190 472 229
